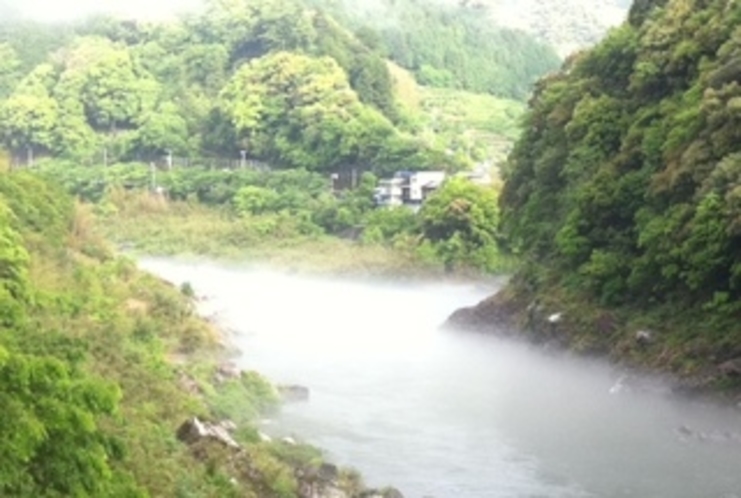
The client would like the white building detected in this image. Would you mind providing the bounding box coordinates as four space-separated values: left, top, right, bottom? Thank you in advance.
374 177 405 207
374 171 447 207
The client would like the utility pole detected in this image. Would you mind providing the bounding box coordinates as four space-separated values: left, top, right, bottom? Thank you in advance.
240 150 246 169
166 150 173 170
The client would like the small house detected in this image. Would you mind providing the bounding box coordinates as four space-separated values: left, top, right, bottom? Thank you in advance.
374 171 447 207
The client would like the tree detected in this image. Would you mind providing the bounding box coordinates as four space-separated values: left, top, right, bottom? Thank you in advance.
57 37 157 132
234 185 280 215
219 51 400 171
0 347 123 497
133 102 190 157
0 42 21 98
419 177 500 270
0 92 58 153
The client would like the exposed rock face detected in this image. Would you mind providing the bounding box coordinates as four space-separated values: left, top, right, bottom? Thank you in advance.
178 372 202 395
361 489 405 498
675 424 741 446
445 287 741 400
297 469 404 498
176 417 240 449
635 330 654 346
444 290 520 334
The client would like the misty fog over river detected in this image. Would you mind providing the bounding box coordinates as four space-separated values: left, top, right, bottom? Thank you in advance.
140 258 741 498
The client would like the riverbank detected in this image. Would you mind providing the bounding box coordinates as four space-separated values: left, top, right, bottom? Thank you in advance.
139 257 741 498
0 169 406 496
173 269 409 498
99 204 420 495
445 274 741 404
98 191 512 284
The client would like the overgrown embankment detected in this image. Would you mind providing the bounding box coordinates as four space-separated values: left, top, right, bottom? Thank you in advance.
0 169 396 497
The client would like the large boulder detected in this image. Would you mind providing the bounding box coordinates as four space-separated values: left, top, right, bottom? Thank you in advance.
176 417 240 449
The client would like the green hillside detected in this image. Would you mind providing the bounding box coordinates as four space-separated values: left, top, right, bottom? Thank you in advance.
308 0 560 100
463 0 741 393
0 0 464 174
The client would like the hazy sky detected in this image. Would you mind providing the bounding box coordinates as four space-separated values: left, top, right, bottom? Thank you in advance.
9 0 203 22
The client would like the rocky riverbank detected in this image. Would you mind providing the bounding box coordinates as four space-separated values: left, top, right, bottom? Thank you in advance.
444 279 741 405
177 292 408 498
176 413 404 498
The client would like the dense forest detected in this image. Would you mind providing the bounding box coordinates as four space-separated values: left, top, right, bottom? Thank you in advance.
483 0 741 388
0 0 558 174
309 0 560 99
0 0 435 173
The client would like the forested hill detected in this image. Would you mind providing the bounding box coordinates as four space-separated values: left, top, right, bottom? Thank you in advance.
0 0 462 174
492 0 741 389
0 0 563 173
319 0 629 63
307 0 560 100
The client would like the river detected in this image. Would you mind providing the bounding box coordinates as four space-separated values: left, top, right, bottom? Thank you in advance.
140 257 741 498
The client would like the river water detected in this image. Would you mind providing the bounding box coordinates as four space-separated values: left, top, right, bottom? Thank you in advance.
141 258 741 498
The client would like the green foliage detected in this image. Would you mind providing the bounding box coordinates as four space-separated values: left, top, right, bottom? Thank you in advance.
0 170 341 497
502 0 741 371
206 371 279 426
234 186 281 216
311 0 560 100
362 207 419 244
0 347 123 497
44 158 510 274
217 51 432 173
0 0 461 171
419 177 502 271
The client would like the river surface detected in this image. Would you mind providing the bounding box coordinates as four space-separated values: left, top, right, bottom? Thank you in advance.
141 258 741 498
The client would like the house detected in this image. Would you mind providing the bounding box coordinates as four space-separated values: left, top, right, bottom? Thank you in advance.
374 176 405 206
374 171 447 207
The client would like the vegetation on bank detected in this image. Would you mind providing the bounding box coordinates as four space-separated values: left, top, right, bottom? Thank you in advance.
497 0 741 391
0 166 375 496
37 161 515 277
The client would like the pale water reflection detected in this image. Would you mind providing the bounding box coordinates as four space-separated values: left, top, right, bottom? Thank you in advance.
141 258 741 498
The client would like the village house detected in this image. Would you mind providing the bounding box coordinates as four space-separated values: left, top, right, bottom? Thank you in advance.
374 170 447 207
